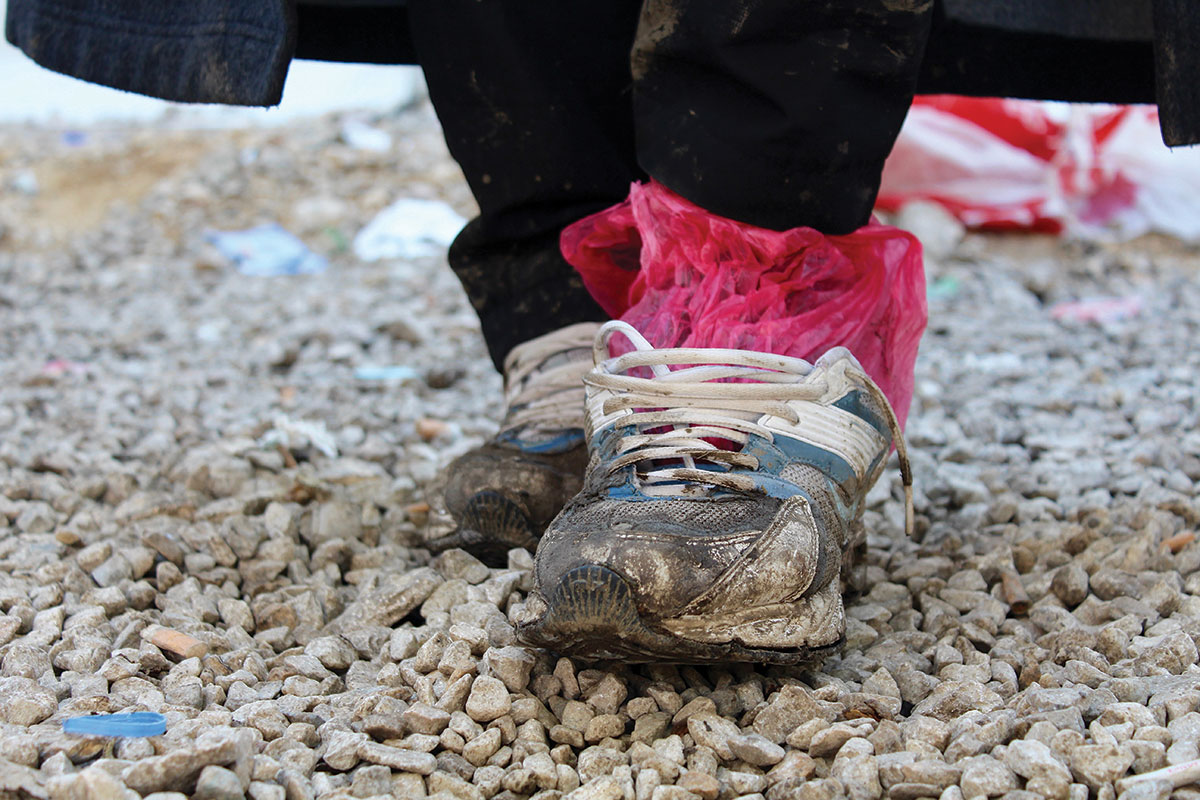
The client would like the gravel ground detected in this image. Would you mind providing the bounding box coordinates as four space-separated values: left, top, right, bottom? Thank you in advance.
3 102 1200 800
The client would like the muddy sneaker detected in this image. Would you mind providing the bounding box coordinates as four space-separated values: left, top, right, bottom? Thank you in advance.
518 321 913 664
430 322 603 565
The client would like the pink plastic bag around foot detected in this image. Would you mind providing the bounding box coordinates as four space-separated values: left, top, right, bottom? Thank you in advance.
561 181 927 426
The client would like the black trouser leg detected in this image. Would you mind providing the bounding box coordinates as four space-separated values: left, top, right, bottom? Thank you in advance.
632 0 934 234
409 1 933 366
408 1 645 370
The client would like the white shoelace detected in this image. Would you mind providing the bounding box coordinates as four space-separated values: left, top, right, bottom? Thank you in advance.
501 322 601 436
586 321 915 534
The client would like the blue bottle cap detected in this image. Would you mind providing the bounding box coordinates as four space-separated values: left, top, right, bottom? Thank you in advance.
63 712 167 737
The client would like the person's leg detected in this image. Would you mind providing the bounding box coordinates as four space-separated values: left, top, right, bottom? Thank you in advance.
407 1 646 369
633 0 933 234
520 0 934 662
408 2 647 564
557 0 932 422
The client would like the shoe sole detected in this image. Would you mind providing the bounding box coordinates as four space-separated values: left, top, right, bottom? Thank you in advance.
517 564 844 665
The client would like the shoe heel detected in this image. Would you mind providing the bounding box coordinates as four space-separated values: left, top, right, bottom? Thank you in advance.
428 490 536 565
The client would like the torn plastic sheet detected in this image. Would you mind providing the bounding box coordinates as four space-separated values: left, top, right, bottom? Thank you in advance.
353 198 466 261
260 415 339 458
354 365 420 382
206 224 327 276
1050 295 1143 324
878 97 1200 241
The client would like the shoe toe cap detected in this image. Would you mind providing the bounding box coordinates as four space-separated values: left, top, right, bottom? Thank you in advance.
534 493 838 622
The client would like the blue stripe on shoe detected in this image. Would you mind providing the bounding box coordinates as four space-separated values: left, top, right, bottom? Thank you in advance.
496 428 585 454
832 390 889 438
597 431 855 503
743 434 857 488
592 410 888 505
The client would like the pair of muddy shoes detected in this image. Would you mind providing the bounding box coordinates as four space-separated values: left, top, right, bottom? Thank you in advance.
432 320 912 664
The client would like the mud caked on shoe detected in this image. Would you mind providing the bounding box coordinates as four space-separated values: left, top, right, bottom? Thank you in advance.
430 322 602 566
518 321 913 664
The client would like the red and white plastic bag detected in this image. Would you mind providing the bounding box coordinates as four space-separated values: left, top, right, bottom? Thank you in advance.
878 96 1200 241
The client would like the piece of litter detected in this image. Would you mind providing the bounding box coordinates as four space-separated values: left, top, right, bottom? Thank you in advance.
142 625 208 659
1164 531 1196 554
879 98 1200 241
896 200 965 260
24 359 88 387
40 359 87 377
340 119 393 153
999 569 1030 616
323 226 350 255
1117 757 1200 794
927 276 960 300
415 417 451 441
260 414 339 458
64 712 167 738
11 169 39 196
354 365 420 382
206 224 327 276
1050 295 1143 324
353 198 466 261
195 321 224 343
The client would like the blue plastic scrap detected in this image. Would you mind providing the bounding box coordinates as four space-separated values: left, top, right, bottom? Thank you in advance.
206 224 328 276
354 365 420 382
63 712 167 737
